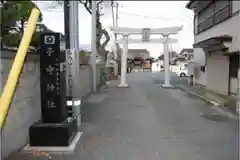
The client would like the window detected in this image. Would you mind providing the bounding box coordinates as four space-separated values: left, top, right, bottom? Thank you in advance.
198 3 214 24
214 1 231 24
215 1 229 13
195 1 232 34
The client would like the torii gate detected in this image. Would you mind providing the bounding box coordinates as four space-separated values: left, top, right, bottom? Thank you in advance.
116 38 178 44
110 26 183 88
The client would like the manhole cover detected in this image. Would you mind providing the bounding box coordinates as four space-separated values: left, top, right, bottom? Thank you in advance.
200 114 229 122
184 93 198 99
135 105 144 108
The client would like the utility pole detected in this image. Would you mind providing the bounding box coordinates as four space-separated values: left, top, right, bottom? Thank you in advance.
64 1 70 50
91 1 97 92
115 2 118 39
0 1 3 159
0 0 3 50
111 1 115 27
115 1 119 77
69 1 81 127
237 68 240 114
111 1 119 77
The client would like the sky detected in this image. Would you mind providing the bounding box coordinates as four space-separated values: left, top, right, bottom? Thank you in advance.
36 1 194 58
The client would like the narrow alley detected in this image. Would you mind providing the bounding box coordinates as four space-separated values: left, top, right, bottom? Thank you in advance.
8 72 238 160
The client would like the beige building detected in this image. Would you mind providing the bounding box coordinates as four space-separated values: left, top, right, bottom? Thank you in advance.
186 1 240 95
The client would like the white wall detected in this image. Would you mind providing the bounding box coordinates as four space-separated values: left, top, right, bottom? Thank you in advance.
193 48 207 85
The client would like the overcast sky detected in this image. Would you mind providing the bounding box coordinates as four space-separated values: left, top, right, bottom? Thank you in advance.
36 1 194 57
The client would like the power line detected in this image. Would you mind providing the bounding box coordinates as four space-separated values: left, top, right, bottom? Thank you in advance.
118 12 193 22
119 12 174 21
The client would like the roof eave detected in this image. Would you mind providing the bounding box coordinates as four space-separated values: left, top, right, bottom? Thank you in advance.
185 0 197 10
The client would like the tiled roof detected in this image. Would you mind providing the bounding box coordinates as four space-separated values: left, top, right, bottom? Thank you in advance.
128 49 150 58
179 48 193 55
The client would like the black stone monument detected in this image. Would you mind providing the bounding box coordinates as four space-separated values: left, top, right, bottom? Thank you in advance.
29 33 77 146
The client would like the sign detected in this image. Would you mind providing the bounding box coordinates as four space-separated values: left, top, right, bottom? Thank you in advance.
142 28 150 42
66 49 79 120
40 33 67 123
66 49 74 97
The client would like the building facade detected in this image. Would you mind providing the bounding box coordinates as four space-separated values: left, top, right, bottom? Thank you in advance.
179 48 194 61
186 0 240 95
127 49 153 71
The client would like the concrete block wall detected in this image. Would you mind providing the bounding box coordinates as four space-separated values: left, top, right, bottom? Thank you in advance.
1 51 41 158
78 65 93 98
76 65 102 99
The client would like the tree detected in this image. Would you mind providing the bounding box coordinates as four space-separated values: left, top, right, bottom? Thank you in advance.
78 0 110 64
0 0 43 48
52 0 111 63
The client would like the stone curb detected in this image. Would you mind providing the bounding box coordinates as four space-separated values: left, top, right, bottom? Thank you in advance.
175 85 239 119
175 86 220 106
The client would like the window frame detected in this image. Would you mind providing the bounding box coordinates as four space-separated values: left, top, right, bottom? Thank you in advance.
194 1 232 34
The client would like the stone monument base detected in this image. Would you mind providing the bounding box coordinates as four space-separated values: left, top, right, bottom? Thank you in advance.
29 119 77 146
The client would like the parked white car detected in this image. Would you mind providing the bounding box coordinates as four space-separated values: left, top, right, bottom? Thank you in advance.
176 63 189 77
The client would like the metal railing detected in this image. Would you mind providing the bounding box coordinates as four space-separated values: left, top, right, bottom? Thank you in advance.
0 8 40 159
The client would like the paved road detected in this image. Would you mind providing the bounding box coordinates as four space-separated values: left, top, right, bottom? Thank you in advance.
7 72 238 160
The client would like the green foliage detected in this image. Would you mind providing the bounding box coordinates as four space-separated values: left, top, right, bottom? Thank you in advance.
30 31 41 48
1 0 43 48
3 33 22 47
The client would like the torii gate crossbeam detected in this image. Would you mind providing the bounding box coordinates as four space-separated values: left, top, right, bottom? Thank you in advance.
110 26 183 35
117 38 178 44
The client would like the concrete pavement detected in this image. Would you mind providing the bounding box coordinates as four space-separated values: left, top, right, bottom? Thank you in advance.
6 72 238 160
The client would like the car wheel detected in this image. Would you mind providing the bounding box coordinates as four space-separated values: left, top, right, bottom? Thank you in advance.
180 73 186 77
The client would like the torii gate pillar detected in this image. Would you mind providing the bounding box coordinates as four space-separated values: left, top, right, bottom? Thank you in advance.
118 34 129 87
162 34 171 88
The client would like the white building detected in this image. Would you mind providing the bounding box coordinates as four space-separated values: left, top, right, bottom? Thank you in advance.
179 48 194 61
186 1 240 95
